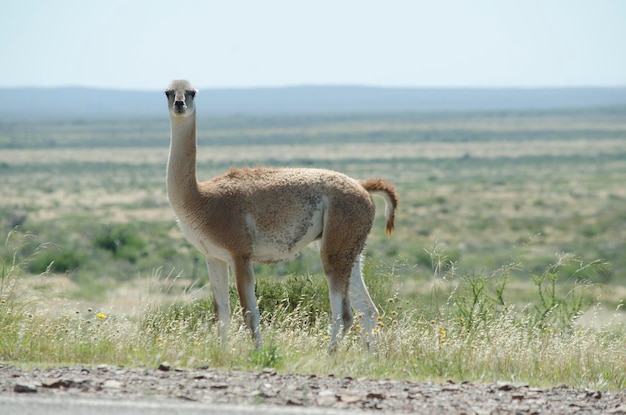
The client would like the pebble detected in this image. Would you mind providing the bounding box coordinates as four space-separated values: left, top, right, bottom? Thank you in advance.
14 383 38 393
102 379 123 389
41 378 62 388
158 362 171 371
316 390 337 406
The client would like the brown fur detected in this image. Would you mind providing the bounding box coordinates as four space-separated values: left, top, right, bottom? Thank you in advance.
165 80 399 352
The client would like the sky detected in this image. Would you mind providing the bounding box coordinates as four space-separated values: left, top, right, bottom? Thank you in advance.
1 0 625 90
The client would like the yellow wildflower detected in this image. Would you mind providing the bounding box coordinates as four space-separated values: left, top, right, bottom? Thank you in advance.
96 313 107 319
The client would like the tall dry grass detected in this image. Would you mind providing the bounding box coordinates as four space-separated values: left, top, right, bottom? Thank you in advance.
2 229 624 390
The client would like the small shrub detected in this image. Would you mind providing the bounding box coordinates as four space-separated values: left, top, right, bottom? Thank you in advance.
142 297 216 336
257 274 329 326
414 249 433 269
93 224 146 262
27 245 88 274
248 343 283 368
530 253 608 326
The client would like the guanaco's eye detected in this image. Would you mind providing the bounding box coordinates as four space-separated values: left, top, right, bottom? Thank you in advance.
165 90 174 98
186 90 196 98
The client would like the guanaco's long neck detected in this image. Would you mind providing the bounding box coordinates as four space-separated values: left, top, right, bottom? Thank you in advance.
167 113 201 210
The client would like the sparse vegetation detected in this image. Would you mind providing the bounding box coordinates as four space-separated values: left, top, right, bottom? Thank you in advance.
0 108 625 390
1 229 624 389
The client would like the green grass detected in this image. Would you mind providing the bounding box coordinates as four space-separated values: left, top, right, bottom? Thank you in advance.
1 229 625 390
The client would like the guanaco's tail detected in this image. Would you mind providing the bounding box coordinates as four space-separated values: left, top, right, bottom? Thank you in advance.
360 178 399 236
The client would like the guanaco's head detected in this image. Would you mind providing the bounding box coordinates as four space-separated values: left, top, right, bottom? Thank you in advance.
165 80 197 118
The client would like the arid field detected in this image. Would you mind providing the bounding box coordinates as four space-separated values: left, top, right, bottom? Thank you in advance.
1 108 625 390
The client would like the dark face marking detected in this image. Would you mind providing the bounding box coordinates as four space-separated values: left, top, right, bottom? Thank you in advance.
165 80 197 116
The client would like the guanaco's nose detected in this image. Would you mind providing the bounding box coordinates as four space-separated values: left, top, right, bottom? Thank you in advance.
174 100 186 111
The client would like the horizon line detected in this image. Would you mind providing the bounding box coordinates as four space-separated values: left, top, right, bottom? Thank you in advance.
2 83 626 92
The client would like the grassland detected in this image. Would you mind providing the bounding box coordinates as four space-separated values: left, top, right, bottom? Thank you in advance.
1 108 625 389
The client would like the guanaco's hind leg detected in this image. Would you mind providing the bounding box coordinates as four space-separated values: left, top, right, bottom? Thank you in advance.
319 235 357 353
320 192 376 352
324 273 353 354
348 255 379 351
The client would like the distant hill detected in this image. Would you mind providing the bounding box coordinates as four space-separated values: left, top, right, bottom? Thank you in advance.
1 86 626 119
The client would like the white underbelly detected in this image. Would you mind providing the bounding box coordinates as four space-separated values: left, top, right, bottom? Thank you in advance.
249 208 324 264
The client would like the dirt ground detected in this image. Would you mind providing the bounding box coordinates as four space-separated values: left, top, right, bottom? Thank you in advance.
2 364 624 414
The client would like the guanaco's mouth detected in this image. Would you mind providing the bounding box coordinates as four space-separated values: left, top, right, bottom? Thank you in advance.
171 105 191 117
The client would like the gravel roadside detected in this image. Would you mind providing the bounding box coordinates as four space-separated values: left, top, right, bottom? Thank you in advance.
2 364 625 414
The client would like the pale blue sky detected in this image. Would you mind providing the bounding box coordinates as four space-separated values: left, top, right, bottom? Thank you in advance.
1 0 625 90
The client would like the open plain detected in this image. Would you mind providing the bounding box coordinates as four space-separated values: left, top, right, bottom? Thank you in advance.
1 108 626 412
